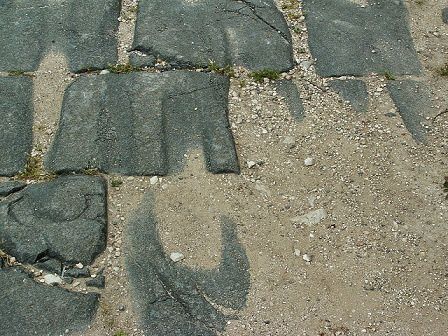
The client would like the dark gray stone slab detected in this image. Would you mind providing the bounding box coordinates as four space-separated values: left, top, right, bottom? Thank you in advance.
0 267 99 336
0 77 33 176
0 181 27 197
46 71 239 176
303 0 421 77
126 193 250 335
443 8 448 24
387 80 432 143
0 0 120 72
275 80 305 121
0 175 107 264
36 258 62 274
329 79 369 113
131 0 294 71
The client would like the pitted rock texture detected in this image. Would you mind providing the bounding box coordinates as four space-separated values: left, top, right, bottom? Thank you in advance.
0 175 107 265
0 0 120 72
46 71 239 176
387 80 433 143
303 0 421 77
0 77 33 176
126 193 250 335
0 267 99 336
131 0 294 71
329 79 369 113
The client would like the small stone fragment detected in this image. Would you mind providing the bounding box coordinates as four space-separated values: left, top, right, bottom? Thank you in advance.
291 208 327 226
75 263 84 269
43 274 63 285
64 267 90 278
294 249 301 257
247 161 256 169
442 8 448 24
302 254 312 263
304 158 315 166
170 252 184 263
150 176 159 185
86 274 105 289
36 259 62 275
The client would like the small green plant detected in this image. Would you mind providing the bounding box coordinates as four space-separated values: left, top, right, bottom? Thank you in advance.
207 61 235 77
113 331 128 336
437 63 448 77
111 178 123 188
107 63 138 74
82 168 101 176
250 69 280 82
384 70 395 80
415 0 425 5
17 155 44 180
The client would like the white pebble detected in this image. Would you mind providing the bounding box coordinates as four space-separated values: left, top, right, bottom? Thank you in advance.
150 176 159 185
170 252 184 262
304 158 315 166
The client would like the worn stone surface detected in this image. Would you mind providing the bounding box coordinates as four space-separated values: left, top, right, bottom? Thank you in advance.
0 77 33 176
329 79 369 113
0 181 27 197
46 71 239 176
387 80 432 143
303 0 421 77
0 267 99 336
131 0 294 71
0 175 107 264
275 80 305 121
126 193 250 335
0 0 120 72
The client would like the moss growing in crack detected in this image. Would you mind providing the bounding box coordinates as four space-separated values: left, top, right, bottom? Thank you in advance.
8 70 34 78
17 155 53 180
437 63 448 77
111 178 123 188
107 63 139 74
384 70 395 81
207 61 235 77
250 69 280 82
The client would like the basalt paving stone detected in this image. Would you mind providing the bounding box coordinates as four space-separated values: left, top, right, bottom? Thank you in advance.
329 79 369 113
126 193 250 336
0 267 99 336
275 80 305 121
0 181 27 197
0 0 120 72
0 175 107 265
0 77 33 176
303 0 421 77
131 0 294 72
46 71 239 176
387 80 433 143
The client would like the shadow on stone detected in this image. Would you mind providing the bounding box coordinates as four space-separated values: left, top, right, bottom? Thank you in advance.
387 80 433 143
275 80 305 121
126 193 250 336
329 79 369 113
